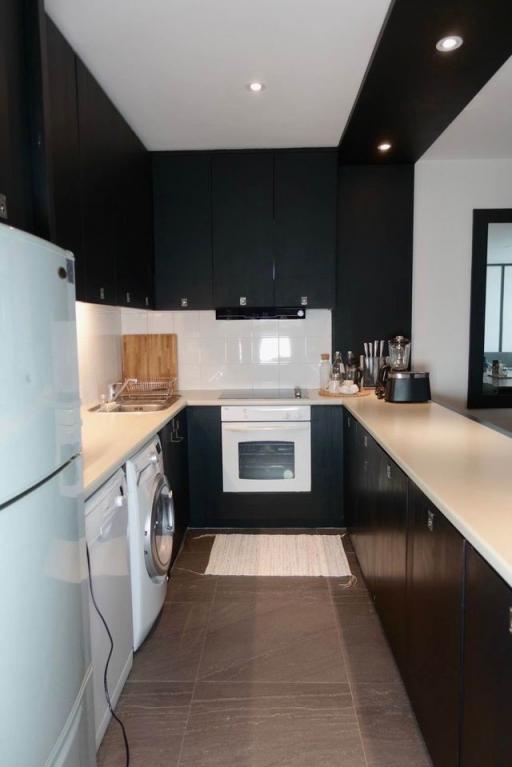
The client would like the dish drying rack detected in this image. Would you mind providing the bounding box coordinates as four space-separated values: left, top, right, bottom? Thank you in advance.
120 377 177 400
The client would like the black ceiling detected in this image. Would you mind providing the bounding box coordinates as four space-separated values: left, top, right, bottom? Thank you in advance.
338 0 512 164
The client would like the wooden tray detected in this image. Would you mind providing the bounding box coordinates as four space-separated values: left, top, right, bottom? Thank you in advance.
318 388 372 399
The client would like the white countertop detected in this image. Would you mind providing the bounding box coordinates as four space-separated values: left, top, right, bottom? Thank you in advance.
81 389 512 588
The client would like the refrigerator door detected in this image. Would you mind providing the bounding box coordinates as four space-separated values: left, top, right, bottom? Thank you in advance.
0 456 95 766
0 224 81 505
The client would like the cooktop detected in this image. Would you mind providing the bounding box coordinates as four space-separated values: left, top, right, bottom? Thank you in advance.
219 388 306 400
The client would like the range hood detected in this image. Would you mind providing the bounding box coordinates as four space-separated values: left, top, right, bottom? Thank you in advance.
215 307 306 320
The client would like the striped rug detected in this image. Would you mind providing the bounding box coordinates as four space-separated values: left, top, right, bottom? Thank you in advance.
204 534 351 577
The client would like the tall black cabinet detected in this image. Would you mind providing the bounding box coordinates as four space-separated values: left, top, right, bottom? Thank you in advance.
274 151 336 308
40 17 83 288
0 0 33 232
76 60 119 305
212 152 274 307
153 152 213 309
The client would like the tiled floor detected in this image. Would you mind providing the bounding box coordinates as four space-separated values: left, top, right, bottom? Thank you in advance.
98 531 432 767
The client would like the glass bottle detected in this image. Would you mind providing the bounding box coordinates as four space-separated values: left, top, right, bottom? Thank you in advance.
331 351 344 379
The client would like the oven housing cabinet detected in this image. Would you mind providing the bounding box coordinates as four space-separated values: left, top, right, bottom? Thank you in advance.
187 405 343 527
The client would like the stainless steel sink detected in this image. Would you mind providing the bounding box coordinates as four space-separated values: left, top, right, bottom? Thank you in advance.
89 395 180 413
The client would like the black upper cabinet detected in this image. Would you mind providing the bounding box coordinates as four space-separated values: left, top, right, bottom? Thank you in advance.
406 482 464 767
31 12 154 308
76 59 119 305
461 546 512 767
115 119 153 309
212 152 274 307
153 153 213 310
0 0 33 232
274 151 337 308
40 17 84 295
152 149 337 309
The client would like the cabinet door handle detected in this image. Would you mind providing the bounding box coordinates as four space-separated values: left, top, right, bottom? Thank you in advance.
300 296 308 306
363 435 368 448
126 292 131 304
347 416 351 428
363 460 368 473
99 287 105 300
180 297 188 308
240 296 247 306
145 296 150 307
386 464 392 480
427 509 435 532
0 193 7 219
509 607 512 635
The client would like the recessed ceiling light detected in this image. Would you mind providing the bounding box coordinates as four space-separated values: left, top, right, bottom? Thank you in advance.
377 142 392 152
436 35 463 52
248 81 265 93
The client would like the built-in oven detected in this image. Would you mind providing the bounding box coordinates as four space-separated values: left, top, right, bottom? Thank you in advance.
221 406 311 492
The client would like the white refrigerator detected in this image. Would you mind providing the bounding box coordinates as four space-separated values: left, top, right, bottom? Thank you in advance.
0 224 96 766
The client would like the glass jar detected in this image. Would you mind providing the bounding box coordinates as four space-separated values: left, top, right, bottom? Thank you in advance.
319 353 331 391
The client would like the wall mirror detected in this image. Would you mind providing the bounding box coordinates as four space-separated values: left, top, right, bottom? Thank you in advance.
468 209 512 408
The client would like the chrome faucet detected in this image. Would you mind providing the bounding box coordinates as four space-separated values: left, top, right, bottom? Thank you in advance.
107 378 137 402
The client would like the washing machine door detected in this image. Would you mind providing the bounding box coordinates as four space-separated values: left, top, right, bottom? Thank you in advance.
144 475 175 578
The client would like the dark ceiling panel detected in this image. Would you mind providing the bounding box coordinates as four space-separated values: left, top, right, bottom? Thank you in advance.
338 0 512 164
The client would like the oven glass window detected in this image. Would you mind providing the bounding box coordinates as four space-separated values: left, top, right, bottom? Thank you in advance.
238 441 295 480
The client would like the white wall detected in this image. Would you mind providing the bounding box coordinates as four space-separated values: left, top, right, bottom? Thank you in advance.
412 158 512 411
75 302 331 406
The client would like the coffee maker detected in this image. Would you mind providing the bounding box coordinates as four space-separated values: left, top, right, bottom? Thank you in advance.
376 336 431 403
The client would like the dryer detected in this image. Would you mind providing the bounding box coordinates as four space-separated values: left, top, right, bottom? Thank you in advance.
125 437 175 650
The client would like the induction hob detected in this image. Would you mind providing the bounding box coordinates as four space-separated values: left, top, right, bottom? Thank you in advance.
219 388 306 400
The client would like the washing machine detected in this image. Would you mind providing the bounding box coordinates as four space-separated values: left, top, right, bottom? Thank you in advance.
125 436 175 650
85 469 133 748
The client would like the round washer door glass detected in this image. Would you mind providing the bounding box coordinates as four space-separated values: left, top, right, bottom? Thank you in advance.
145 475 175 578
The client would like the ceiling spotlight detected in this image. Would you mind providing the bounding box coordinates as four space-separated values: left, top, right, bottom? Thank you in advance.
248 81 265 93
377 142 392 152
436 35 463 52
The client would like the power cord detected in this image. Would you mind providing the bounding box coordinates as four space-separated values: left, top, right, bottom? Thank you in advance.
86 543 130 767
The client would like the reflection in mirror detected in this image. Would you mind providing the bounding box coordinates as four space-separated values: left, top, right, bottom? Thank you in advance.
468 209 512 409
483 223 512 394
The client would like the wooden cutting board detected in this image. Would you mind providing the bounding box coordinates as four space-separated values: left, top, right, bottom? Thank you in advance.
122 334 178 382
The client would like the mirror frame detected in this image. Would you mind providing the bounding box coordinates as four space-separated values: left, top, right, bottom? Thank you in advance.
468 208 512 409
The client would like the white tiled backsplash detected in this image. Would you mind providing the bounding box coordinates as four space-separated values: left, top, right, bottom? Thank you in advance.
75 303 331 405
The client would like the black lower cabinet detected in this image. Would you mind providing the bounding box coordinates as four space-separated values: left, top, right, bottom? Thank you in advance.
187 406 343 528
347 410 512 767
372 448 408 671
343 411 358 528
405 482 464 767
461 546 512 767
159 409 189 564
345 413 408 670
186 407 223 527
347 419 374 583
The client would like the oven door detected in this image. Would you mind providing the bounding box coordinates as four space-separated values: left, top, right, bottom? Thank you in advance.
222 421 311 492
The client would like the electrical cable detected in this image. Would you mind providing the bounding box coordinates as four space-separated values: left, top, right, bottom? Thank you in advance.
86 542 130 767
